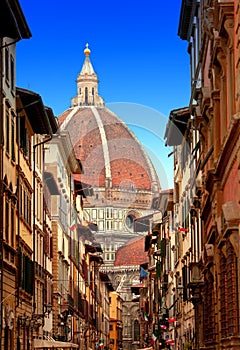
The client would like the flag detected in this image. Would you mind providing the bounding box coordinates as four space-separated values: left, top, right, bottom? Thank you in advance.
98 340 104 349
143 311 149 322
140 267 148 282
70 216 76 231
178 226 188 233
151 332 157 344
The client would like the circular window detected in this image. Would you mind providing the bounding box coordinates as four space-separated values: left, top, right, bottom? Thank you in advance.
126 214 135 230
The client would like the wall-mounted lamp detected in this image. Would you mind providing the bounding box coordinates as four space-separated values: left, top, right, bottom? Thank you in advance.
18 315 31 327
30 318 42 329
32 303 52 321
44 303 52 315
18 315 26 327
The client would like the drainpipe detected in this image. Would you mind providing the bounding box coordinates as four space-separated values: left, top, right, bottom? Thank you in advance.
0 36 4 350
16 106 21 308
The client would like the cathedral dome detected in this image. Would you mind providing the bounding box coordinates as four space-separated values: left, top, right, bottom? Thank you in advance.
58 44 160 266
59 44 160 210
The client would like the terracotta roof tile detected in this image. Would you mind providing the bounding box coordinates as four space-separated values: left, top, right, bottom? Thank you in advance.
114 236 148 266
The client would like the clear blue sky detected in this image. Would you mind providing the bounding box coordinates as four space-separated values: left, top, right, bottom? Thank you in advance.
17 0 190 189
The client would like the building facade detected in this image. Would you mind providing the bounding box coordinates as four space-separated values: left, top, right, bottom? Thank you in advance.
109 291 123 350
134 2 240 350
178 0 240 348
16 88 57 349
0 2 31 349
106 235 149 350
149 1 240 349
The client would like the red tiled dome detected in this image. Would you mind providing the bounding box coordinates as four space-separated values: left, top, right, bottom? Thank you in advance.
114 236 148 266
59 106 159 192
58 45 160 203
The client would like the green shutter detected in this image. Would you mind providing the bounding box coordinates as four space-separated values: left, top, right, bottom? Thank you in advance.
156 261 161 278
160 238 166 258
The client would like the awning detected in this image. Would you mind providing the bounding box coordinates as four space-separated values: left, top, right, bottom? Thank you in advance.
43 172 60 195
134 214 152 232
33 339 79 349
87 221 98 231
100 271 114 291
74 179 93 197
164 107 190 146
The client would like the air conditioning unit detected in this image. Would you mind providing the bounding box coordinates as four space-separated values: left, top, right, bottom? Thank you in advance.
205 244 214 257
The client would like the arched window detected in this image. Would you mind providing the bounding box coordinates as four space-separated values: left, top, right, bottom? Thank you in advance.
92 88 94 105
85 87 88 105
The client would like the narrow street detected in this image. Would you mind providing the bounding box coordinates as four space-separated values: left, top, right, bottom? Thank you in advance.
0 1 240 350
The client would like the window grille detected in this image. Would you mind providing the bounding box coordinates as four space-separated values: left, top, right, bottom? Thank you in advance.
220 252 227 338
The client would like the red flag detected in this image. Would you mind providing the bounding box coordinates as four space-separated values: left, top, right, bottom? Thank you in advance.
178 226 188 233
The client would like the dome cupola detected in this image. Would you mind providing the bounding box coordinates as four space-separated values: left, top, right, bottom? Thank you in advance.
71 43 104 107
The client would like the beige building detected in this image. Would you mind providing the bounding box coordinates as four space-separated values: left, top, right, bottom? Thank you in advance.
0 2 31 349
16 88 57 349
44 131 81 346
165 106 197 349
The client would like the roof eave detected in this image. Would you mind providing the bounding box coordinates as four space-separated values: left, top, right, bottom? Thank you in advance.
0 0 31 39
16 87 53 135
178 0 196 41
45 106 59 134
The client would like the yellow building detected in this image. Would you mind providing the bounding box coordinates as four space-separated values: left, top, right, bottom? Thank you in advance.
0 2 31 348
16 88 56 348
109 291 123 350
